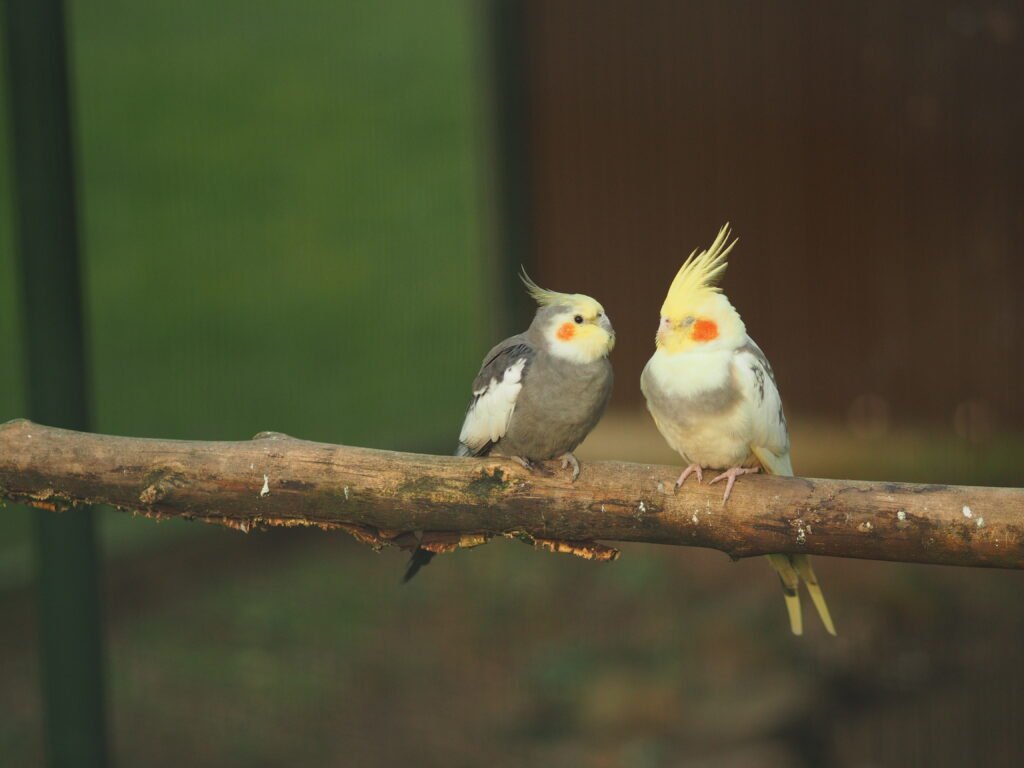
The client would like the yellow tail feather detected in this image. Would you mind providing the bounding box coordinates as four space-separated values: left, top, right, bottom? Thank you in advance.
753 446 836 636
792 554 837 636
767 554 803 636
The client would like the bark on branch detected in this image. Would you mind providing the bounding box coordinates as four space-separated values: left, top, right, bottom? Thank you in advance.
1 419 1021 569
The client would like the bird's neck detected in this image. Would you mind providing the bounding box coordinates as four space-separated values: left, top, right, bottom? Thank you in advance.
648 343 737 397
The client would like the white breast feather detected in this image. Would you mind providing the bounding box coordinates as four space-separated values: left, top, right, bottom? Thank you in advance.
646 347 733 397
644 347 749 467
458 358 527 450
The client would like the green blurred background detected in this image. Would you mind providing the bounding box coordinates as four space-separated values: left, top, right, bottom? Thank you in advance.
0 0 486 584
2 1 1024 766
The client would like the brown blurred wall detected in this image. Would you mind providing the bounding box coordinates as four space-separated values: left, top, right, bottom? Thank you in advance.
523 0 1024 430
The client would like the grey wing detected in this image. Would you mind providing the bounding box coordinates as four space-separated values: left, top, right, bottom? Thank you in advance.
735 337 793 474
456 336 537 457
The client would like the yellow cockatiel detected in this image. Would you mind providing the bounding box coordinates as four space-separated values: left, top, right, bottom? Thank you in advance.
640 225 835 636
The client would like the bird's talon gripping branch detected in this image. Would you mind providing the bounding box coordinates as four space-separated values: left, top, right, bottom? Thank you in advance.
511 455 554 477
709 466 760 504
559 452 581 482
674 463 704 490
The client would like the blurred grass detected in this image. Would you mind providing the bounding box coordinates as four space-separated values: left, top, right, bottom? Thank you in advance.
4 518 1021 767
0 0 484 586
74 0 483 445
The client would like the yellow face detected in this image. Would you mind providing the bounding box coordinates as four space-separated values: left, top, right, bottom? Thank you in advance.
548 297 615 362
655 294 742 355
519 272 614 362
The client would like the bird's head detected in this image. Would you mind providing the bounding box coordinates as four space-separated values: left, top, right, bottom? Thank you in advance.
521 270 615 363
656 223 746 355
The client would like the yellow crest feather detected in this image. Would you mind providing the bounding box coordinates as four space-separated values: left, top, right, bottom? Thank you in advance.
661 223 737 318
519 268 578 308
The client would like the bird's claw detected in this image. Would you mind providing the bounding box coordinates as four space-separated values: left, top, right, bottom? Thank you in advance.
708 466 760 504
512 456 553 477
558 452 581 482
674 463 704 491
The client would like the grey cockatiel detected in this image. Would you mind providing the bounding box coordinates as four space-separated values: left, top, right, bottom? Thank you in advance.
641 225 836 636
403 273 615 581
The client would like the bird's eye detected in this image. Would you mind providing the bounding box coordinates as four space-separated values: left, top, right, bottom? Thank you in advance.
684 316 695 326
574 315 584 324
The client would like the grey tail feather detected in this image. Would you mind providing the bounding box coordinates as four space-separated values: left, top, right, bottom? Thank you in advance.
456 441 492 457
431 438 488 581
402 548 435 583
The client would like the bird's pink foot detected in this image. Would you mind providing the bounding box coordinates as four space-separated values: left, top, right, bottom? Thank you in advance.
558 452 581 482
708 466 760 503
675 463 704 490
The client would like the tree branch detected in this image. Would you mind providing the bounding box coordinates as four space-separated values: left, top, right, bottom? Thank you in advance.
1 419 1021 569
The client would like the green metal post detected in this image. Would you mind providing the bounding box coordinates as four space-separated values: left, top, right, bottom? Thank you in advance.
2 1 109 766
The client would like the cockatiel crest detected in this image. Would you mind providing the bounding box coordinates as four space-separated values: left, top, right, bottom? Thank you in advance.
656 224 744 355
520 269 604 315
660 223 736 319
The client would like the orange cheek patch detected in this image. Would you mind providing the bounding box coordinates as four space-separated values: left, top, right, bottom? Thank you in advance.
557 322 576 341
691 319 718 342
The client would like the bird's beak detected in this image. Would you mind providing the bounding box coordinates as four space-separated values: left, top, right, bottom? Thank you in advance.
657 316 671 342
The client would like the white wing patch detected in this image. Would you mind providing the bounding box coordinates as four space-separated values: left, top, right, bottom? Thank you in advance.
458 357 528 451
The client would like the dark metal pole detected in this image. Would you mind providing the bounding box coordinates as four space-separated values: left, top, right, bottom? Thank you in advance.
482 0 535 336
2 1 108 766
